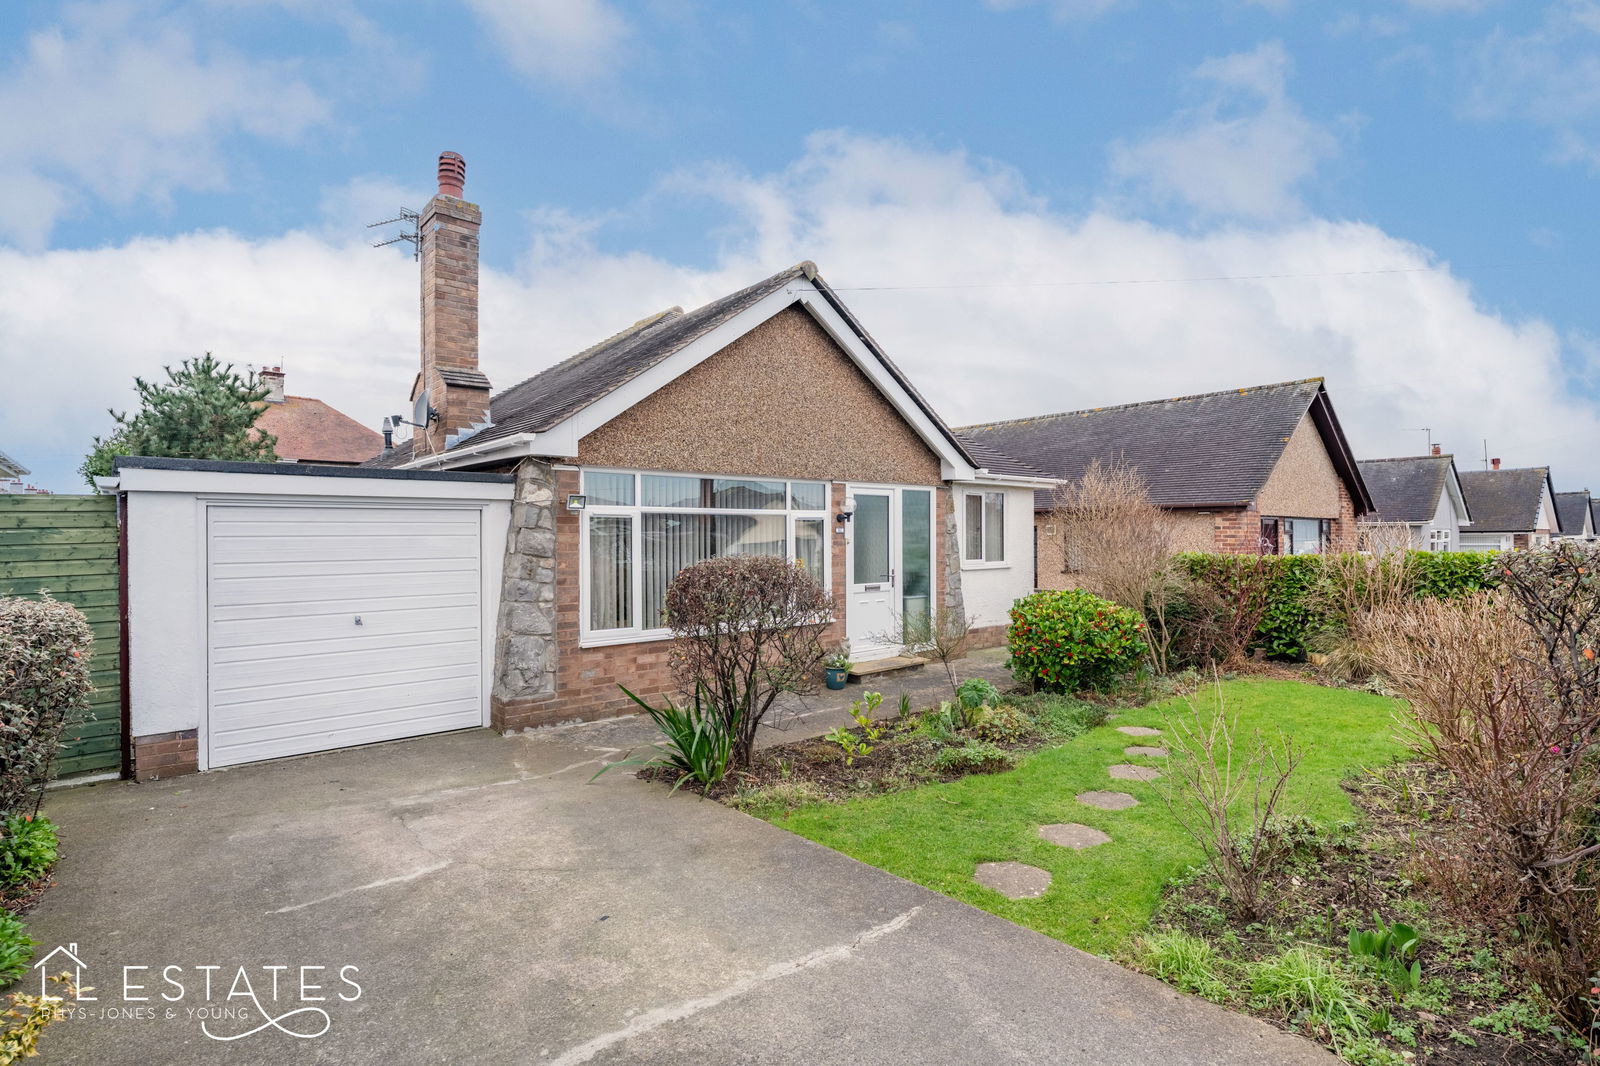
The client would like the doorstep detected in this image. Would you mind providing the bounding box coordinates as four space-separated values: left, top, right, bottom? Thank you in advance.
848 655 928 681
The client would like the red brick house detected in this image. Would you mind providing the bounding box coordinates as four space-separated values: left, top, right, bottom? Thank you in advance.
253 367 382 466
367 153 1050 731
957 380 1374 587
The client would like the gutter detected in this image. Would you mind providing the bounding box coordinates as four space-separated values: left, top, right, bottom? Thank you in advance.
400 431 546 471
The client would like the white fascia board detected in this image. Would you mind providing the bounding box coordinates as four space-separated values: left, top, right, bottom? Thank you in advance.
520 279 979 480
956 473 1058 490
115 466 514 501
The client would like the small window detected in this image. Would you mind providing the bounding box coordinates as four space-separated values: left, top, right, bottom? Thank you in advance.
963 491 1006 564
584 471 634 507
1428 528 1451 552
790 481 828 511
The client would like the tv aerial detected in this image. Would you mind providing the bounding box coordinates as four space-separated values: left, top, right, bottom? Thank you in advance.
368 209 421 260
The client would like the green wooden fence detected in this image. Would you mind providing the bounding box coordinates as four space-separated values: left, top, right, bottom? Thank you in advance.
0 494 123 777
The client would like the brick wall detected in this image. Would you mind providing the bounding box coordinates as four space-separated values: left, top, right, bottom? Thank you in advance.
416 193 490 453
131 730 198 782
1210 507 1262 554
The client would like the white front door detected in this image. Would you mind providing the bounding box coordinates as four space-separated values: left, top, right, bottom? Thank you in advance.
845 486 935 661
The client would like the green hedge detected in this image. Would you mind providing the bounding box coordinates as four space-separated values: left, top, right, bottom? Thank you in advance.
1174 551 1498 659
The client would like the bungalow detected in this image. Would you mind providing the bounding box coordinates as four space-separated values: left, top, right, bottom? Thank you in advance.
1456 462 1558 551
253 367 383 466
956 379 1373 587
362 152 1050 731
1555 490 1595 541
1355 449 1472 551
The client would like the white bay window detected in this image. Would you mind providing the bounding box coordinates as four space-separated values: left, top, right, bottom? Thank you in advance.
582 470 831 642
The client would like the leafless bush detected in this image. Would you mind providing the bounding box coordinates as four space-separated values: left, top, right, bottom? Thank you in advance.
1157 676 1305 920
1364 543 1600 1025
1309 538 1417 682
665 556 832 769
876 605 974 696
1176 555 1278 669
1051 459 1184 673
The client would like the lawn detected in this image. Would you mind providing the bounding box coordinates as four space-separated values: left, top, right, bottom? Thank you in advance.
765 679 1408 956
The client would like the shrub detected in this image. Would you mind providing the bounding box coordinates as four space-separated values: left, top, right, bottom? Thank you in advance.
1157 680 1305 921
600 685 734 793
1007 589 1148 693
0 598 93 816
0 817 57 892
1172 555 1279 666
0 913 32 987
1365 544 1600 1027
931 741 1016 775
972 704 1036 744
955 677 1001 711
664 556 832 768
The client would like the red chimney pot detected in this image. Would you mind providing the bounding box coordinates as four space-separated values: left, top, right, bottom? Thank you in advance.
437 151 466 198
1431 444 1442 456
1492 458 1502 470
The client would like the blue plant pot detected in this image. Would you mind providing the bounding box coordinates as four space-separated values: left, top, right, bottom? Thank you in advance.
824 667 849 690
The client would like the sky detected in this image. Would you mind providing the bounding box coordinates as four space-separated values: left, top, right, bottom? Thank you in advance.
2 0 1599 494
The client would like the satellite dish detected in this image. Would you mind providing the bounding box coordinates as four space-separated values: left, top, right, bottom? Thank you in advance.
413 390 436 428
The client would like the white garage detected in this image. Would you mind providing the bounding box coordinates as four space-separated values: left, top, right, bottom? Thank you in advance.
107 458 514 775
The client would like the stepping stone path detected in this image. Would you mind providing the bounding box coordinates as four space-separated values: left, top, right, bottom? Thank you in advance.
1108 764 1162 782
1116 726 1162 737
1076 790 1139 810
974 861 1052 900
1038 823 1111 849
1124 745 1168 758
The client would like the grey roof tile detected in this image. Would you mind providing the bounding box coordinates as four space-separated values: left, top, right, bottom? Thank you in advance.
1356 455 1454 525
1458 467 1552 532
957 379 1370 512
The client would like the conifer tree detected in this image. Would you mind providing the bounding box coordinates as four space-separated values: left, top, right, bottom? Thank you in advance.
80 354 278 485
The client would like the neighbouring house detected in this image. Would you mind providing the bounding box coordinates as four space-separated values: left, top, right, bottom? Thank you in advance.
252 367 383 465
97 151 1051 780
1355 448 1472 551
956 379 1374 587
1456 461 1559 551
0 448 48 494
1555 490 1595 541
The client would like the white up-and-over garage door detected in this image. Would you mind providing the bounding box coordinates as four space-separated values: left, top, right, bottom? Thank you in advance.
206 503 486 768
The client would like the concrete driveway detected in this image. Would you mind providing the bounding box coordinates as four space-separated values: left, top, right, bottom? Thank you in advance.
28 723 1332 1065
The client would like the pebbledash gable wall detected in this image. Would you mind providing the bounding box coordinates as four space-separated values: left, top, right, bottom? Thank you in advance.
491 306 961 732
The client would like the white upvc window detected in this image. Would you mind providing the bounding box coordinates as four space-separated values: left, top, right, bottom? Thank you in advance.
580 469 832 645
1427 527 1452 552
962 490 1006 566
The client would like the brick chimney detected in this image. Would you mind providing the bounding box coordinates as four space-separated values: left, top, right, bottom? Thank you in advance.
260 367 286 404
414 150 491 455
1492 457 1502 470
1430 443 1441 456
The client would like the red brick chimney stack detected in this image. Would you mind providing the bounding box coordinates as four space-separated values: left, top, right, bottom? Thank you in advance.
260 366 286 404
1491 457 1502 471
1431 443 1441 456
414 150 491 455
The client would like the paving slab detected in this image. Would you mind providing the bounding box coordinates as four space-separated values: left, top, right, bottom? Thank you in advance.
1116 726 1162 738
1109 763 1163 782
1038 824 1112 849
974 861 1053 899
1125 746 1169 758
30 714 1333 1065
1077 790 1140 810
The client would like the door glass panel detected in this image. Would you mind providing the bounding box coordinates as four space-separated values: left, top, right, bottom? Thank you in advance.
901 490 931 625
795 517 826 585
588 516 632 630
853 494 891 584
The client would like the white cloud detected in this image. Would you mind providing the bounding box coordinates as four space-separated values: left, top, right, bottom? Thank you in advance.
0 1 330 248
982 0 1127 22
461 0 631 90
1462 1 1600 167
5 132 1599 494
1110 41 1341 219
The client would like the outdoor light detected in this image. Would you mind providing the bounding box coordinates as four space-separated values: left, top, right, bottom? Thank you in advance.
836 496 857 524
566 494 588 512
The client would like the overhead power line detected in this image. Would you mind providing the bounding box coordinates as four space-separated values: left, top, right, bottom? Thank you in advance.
826 267 1426 292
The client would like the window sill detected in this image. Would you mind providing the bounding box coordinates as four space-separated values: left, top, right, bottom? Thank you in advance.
579 630 674 650
961 560 1011 571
